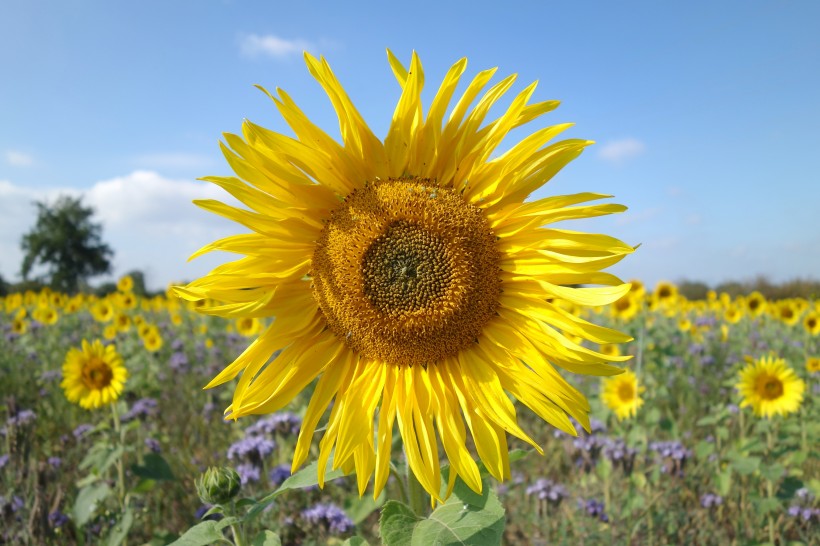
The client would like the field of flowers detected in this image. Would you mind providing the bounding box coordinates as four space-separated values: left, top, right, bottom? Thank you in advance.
0 279 818 545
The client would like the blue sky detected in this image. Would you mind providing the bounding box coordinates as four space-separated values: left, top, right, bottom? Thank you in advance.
2 0 819 290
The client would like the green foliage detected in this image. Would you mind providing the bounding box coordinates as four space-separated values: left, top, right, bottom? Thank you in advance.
20 195 113 293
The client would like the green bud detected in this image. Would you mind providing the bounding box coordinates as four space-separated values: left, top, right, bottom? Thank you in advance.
195 466 241 505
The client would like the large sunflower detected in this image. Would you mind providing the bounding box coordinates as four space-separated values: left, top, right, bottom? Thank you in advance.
736 355 805 418
175 51 634 501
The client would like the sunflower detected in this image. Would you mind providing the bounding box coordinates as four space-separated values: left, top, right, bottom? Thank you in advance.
736 356 805 418
601 369 645 420
745 291 766 317
175 51 634 500
806 357 820 374
803 312 820 336
117 275 134 292
61 339 128 410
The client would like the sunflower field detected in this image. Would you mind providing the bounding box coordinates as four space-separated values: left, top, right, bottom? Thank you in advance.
1 280 817 545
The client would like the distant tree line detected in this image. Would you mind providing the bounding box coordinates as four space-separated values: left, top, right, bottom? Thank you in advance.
0 195 159 297
674 277 820 301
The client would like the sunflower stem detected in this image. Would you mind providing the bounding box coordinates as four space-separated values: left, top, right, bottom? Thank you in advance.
406 465 428 517
766 423 776 545
110 401 129 546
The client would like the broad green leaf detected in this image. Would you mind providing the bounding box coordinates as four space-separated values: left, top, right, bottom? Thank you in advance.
380 473 505 546
131 453 175 481
716 468 732 497
251 530 282 546
105 508 134 546
759 463 785 482
776 477 804 500
168 517 239 546
730 456 760 476
341 538 370 546
73 482 111 527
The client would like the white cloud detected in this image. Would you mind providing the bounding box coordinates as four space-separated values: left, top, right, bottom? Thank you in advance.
4 150 34 167
239 33 312 59
597 138 646 164
0 172 243 289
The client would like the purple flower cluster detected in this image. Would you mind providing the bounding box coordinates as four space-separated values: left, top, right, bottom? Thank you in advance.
269 464 292 488
246 412 302 437
578 498 609 523
144 438 161 453
649 440 692 477
525 478 568 505
301 502 355 534
72 423 94 439
47 456 62 469
226 435 276 463
6 409 36 427
122 398 158 422
787 488 819 523
235 462 262 485
0 454 9 469
48 510 69 528
700 493 723 508
169 351 189 373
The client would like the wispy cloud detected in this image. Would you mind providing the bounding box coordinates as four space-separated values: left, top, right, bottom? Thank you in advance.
597 138 646 164
239 33 313 59
4 150 34 167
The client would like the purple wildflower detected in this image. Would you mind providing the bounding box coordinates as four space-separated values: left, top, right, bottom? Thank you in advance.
48 510 69 528
48 456 62 469
302 503 355 534
578 498 609 523
0 454 9 469
122 398 158 422
246 412 302 437
235 462 261 485
144 438 161 453
39 370 62 382
525 478 568 506
6 409 36 427
73 424 94 439
700 493 723 509
227 436 276 463
269 464 292 487
169 351 189 372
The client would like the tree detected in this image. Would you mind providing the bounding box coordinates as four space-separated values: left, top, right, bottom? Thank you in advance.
20 195 114 293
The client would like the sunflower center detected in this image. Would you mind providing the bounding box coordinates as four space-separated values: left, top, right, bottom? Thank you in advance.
618 382 635 402
312 177 501 366
757 375 784 400
81 357 113 390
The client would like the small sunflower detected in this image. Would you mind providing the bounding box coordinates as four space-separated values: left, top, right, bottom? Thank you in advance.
805 357 820 374
117 275 134 293
176 51 634 500
745 291 766 317
61 339 127 410
803 312 820 336
736 356 805 418
601 369 645 420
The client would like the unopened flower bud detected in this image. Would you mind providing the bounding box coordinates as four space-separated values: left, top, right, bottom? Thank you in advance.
195 466 241 505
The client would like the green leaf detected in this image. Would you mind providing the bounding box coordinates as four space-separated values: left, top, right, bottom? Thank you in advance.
694 441 715 459
380 474 505 546
246 459 346 520
730 456 761 476
347 490 386 524
341 538 370 546
73 482 111 527
80 443 122 474
251 530 282 546
131 478 157 494
754 497 781 515
759 463 785 482
716 468 732 497
380 501 422 546
105 508 134 546
131 453 175 481
168 518 238 546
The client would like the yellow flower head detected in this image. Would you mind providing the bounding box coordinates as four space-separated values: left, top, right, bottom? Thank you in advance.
91 300 115 323
33 306 59 325
235 317 262 337
117 275 134 293
601 369 645 420
175 51 634 500
61 339 127 410
803 312 820 336
141 326 164 353
806 357 820 374
736 356 805 418
745 291 766 317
